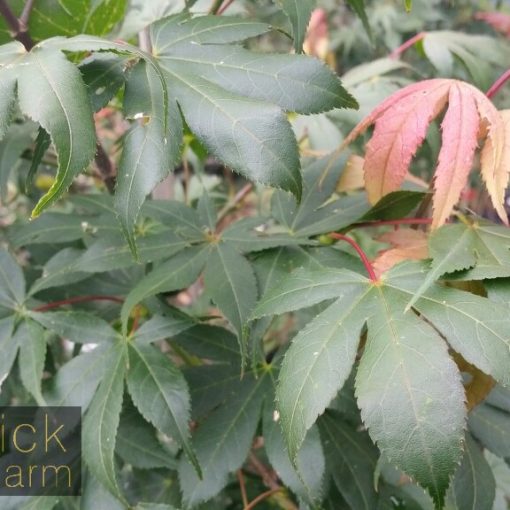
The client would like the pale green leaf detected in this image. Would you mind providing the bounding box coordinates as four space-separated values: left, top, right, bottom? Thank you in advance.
44 347 110 409
77 232 188 273
277 0 316 52
356 287 465 507
276 286 370 458
18 319 47 405
17 48 96 216
29 310 118 344
121 245 209 331
178 371 270 506
0 65 18 139
29 247 88 295
318 410 378 509
126 343 199 475
0 248 25 309
83 341 127 500
0 316 19 389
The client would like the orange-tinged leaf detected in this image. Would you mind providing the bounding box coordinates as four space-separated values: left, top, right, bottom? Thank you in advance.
337 154 365 192
344 79 510 227
432 84 479 228
373 229 429 277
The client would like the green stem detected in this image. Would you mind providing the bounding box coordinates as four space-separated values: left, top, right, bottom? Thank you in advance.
208 0 223 14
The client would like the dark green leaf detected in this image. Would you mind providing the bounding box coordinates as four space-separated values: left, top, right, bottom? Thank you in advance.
28 247 88 295
25 126 51 193
319 410 378 509
346 0 372 40
29 0 128 40
126 343 199 475
18 319 47 405
117 406 177 470
80 54 127 112
360 191 426 222
0 248 25 309
44 347 110 409
165 70 302 199
276 287 370 458
121 245 209 331
29 311 118 344
0 121 35 201
17 48 96 216
115 61 182 255
0 316 19 388
178 371 270 506
469 404 510 458
446 434 496 510
356 287 465 507
77 231 188 273
204 243 257 353
406 222 510 310
197 192 217 232
133 313 196 345
263 403 325 505
277 0 316 52
83 341 127 500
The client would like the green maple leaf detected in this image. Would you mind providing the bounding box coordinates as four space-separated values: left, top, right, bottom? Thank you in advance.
252 259 510 507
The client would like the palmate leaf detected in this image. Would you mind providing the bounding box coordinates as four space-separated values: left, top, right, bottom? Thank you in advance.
406 221 510 310
250 260 510 505
343 79 510 228
150 13 357 202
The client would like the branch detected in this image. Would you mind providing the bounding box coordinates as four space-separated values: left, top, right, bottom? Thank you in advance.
19 0 35 28
208 0 224 14
486 68 510 99
218 0 235 14
0 0 33 49
389 31 426 60
329 233 379 282
33 295 124 312
244 488 284 510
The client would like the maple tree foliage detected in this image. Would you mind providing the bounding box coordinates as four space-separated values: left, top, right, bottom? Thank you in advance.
343 78 510 228
1 1 510 510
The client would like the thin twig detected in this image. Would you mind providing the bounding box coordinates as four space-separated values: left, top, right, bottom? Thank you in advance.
244 488 284 510
208 0 224 14
0 0 33 49
329 233 378 282
216 183 253 223
248 453 279 490
352 218 433 229
33 295 124 312
389 31 426 60
486 68 510 99
218 0 235 14
237 470 249 508
19 0 35 28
